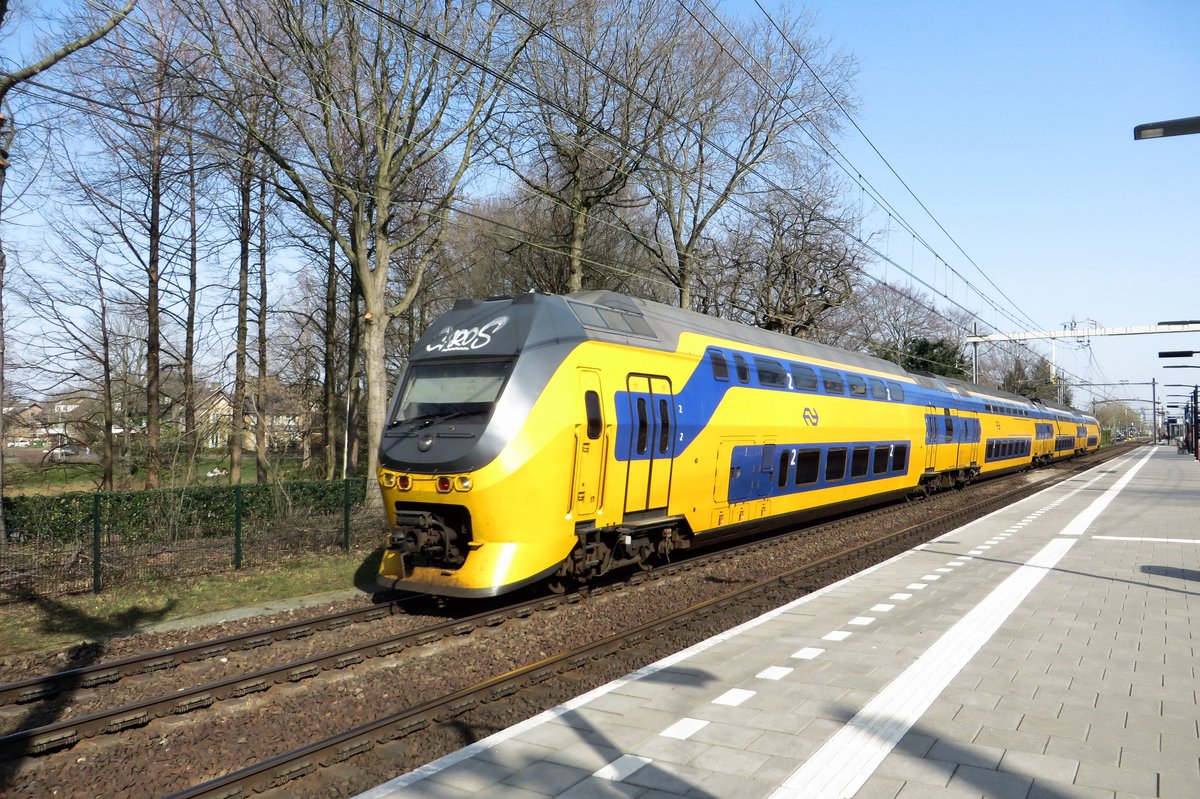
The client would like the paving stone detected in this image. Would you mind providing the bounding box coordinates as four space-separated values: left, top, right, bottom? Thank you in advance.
895 782 984 798
690 770 776 798
874 751 957 788
926 739 1004 769
622 759 703 795
1074 761 1159 796
946 763 1033 798
503 760 592 795
851 774 905 799
1045 735 1122 767
557 777 645 799
1027 779 1115 798
974 725 1049 753
1017 711 1090 741
1158 767 1200 799
998 748 1080 784
686 743 770 777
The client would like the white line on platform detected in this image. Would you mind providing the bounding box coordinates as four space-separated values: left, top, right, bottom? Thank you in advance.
769 448 1154 799
771 538 1077 799
1059 448 1155 535
1093 536 1200 544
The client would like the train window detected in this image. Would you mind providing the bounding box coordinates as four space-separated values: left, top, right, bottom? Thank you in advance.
847 375 867 397
850 447 870 477
585 391 602 439
795 450 820 485
892 444 908 472
943 410 954 443
570 302 605 328
624 315 655 337
635 397 648 454
597 308 634 333
872 446 890 475
821 370 844 395
709 350 729 382
755 358 787 387
790 365 818 392
568 302 657 338
391 359 513 425
887 381 905 402
869 379 887 400
778 450 791 488
825 448 847 481
733 354 750 384
657 398 671 454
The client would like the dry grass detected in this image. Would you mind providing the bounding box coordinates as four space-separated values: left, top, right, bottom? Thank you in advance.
0 548 383 656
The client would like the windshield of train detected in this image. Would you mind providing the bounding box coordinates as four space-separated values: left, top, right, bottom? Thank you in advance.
388 360 513 426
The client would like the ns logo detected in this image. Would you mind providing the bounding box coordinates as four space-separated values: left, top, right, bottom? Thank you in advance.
425 316 509 353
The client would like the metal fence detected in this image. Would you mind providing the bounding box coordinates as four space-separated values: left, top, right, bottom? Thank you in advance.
0 478 385 601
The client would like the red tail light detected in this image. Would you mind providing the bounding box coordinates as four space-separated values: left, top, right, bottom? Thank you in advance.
436 476 452 493
397 475 411 490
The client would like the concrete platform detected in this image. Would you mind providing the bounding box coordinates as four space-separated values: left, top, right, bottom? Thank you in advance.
356 446 1198 798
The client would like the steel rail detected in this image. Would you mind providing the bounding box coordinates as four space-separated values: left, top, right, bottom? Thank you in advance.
0 600 406 707
1 445 1131 766
160 446 1132 799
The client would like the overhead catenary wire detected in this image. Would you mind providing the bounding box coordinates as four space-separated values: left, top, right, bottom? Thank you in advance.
10 0 1092 390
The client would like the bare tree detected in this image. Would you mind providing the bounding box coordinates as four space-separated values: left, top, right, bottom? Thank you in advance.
0 0 134 540
640 7 853 309
721 166 863 335
495 0 682 292
12 241 120 488
54 0 214 488
188 0 530 503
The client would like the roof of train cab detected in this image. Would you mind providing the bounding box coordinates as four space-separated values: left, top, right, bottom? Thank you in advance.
408 293 590 362
567 290 912 378
412 290 915 381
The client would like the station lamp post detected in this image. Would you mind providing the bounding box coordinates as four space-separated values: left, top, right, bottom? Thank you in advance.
1134 116 1200 140
1160 348 1199 458
1164 384 1199 460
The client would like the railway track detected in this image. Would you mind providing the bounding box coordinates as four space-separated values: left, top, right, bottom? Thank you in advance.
156 446 1128 798
0 446 1133 798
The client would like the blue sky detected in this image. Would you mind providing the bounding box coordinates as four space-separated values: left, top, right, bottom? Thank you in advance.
6 2 1196 417
729 0 1200 412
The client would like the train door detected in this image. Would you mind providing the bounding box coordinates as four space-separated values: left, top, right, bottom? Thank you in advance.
924 405 939 473
624 374 676 514
960 411 981 466
942 407 961 468
572 369 607 516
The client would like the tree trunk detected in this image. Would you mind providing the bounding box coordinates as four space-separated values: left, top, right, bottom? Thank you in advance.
323 199 339 480
0 120 9 547
344 271 363 478
184 132 199 483
255 163 269 483
145 127 163 489
230 149 251 486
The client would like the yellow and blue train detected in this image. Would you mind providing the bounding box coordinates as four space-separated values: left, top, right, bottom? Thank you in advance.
376 291 1100 597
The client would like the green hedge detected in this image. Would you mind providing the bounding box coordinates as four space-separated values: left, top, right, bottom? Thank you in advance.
2 478 369 545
